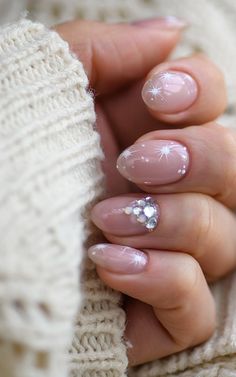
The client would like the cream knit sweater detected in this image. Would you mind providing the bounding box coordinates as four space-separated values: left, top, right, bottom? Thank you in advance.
0 1 236 377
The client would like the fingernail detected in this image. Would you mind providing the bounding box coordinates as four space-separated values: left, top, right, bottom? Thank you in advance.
142 71 198 114
132 16 188 30
88 244 148 274
117 140 189 185
91 196 160 236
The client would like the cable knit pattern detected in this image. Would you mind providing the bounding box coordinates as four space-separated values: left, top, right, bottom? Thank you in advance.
0 1 236 377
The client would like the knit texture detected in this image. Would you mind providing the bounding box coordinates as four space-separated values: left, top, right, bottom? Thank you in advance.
0 1 236 377
0 18 116 377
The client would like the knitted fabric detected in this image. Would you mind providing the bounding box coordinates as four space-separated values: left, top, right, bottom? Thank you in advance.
0 18 117 377
0 1 236 377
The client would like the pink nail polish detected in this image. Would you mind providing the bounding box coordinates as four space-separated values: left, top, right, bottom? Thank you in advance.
132 16 188 30
117 140 189 185
88 244 148 274
142 71 198 114
91 196 160 236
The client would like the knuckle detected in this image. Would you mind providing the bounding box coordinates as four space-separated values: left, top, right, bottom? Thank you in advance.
191 124 236 204
193 195 214 256
199 316 216 343
220 126 236 158
177 309 216 350
216 127 236 203
191 307 216 348
173 256 200 304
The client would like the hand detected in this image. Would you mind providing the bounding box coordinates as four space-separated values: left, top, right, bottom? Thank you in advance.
88 56 230 365
54 19 228 366
54 19 225 196
90 120 236 365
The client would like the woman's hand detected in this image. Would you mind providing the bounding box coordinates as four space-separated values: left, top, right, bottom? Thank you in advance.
55 18 185 197
55 19 229 366
55 19 225 196
89 120 236 365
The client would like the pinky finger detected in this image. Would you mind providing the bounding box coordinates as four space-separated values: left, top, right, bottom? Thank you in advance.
88 244 216 366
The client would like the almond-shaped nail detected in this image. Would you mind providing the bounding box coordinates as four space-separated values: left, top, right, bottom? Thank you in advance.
132 16 188 30
91 196 160 236
142 71 198 114
88 244 148 274
117 140 189 185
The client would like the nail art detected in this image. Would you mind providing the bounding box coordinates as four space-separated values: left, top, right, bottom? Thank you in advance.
117 140 189 185
124 196 160 231
88 244 148 274
142 71 198 114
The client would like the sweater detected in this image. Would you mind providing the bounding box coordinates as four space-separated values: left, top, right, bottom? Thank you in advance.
0 1 236 377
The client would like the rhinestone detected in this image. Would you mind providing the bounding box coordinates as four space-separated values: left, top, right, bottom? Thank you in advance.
124 206 132 215
133 207 142 215
146 217 158 230
137 214 147 223
123 196 159 232
137 200 146 207
143 205 156 218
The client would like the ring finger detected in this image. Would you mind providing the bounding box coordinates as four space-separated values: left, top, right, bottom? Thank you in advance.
91 193 236 281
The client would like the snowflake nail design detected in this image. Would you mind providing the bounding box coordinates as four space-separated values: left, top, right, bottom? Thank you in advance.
122 246 147 268
154 141 188 162
142 70 198 113
124 196 160 231
117 140 189 185
145 72 177 104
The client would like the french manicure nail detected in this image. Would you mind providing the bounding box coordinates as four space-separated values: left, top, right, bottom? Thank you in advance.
132 16 188 30
91 196 160 236
142 71 198 114
117 140 189 185
88 244 148 274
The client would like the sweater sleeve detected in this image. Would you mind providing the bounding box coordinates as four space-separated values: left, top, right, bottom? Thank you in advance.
0 18 107 377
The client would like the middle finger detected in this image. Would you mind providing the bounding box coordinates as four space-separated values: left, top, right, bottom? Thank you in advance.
116 123 236 208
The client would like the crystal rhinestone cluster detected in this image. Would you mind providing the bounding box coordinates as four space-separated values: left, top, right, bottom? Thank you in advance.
123 196 160 231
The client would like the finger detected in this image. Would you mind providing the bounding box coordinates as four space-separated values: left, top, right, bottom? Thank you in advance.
91 194 236 282
100 54 227 149
141 54 227 125
54 19 182 94
117 123 236 207
88 245 216 365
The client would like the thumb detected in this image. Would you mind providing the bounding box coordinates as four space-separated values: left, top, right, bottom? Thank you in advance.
54 19 183 94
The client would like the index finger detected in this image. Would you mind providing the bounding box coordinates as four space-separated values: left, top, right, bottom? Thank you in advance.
54 19 181 94
142 54 227 125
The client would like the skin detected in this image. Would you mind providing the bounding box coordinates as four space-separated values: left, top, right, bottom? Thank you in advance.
55 19 231 366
